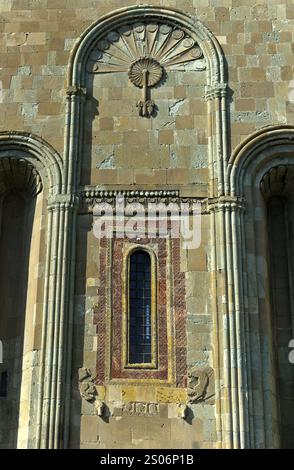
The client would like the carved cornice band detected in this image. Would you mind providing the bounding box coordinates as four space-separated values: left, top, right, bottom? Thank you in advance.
77 188 246 214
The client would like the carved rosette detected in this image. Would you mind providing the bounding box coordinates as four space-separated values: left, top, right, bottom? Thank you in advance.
87 21 205 117
128 57 163 88
128 57 163 117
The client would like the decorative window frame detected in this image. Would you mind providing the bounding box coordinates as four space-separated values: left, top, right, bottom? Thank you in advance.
95 233 186 386
122 244 158 370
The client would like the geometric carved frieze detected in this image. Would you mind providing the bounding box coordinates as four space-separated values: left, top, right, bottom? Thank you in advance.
78 189 245 215
122 402 159 416
79 188 204 213
87 22 205 117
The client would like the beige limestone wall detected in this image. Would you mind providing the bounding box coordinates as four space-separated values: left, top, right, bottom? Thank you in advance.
0 0 293 153
83 68 208 194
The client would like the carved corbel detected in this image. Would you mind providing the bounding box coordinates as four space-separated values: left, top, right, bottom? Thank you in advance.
94 399 106 417
176 403 188 419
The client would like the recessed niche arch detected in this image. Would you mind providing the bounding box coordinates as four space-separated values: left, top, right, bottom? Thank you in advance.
66 4 227 193
260 165 294 448
65 4 228 449
0 158 44 448
0 132 63 449
227 125 294 448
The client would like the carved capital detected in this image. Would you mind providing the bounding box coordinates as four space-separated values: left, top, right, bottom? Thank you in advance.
205 83 227 100
66 85 87 97
47 194 80 211
208 195 246 213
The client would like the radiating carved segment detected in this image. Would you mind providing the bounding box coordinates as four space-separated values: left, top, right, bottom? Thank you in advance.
0 157 42 197
87 21 205 116
87 23 204 74
260 166 294 200
128 57 163 87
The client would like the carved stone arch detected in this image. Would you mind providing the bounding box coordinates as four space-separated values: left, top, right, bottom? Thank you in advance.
0 132 76 449
0 131 63 195
0 157 42 198
68 5 225 88
65 4 228 194
0 132 64 448
222 125 294 448
260 165 294 200
227 125 294 196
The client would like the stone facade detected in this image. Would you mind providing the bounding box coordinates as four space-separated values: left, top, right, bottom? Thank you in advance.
0 0 293 449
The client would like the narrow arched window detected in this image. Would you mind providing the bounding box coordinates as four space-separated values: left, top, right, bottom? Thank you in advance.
128 250 153 365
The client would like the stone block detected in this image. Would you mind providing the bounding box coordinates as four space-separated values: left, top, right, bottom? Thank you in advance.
81 416 99 443
158 130 174 144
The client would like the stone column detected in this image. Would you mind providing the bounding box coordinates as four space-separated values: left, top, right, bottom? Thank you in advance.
36 194 78 449
210 196 249 449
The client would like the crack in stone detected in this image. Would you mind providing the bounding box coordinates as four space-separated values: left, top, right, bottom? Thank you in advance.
168 98 187 116
98 151 115 169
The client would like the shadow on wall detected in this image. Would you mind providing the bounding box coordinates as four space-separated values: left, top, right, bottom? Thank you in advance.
0 190 35 448
68 214 92 448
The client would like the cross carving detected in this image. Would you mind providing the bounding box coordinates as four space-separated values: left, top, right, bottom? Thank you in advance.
128 57 163 118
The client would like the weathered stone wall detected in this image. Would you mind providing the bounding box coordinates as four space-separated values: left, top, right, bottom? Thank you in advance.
0 0 293 450
1 0 293 149
83 67 208 190
0 0 293 145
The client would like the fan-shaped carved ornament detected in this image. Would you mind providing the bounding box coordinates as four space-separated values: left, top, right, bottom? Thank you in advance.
128 57 163 88
87 22 205 117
